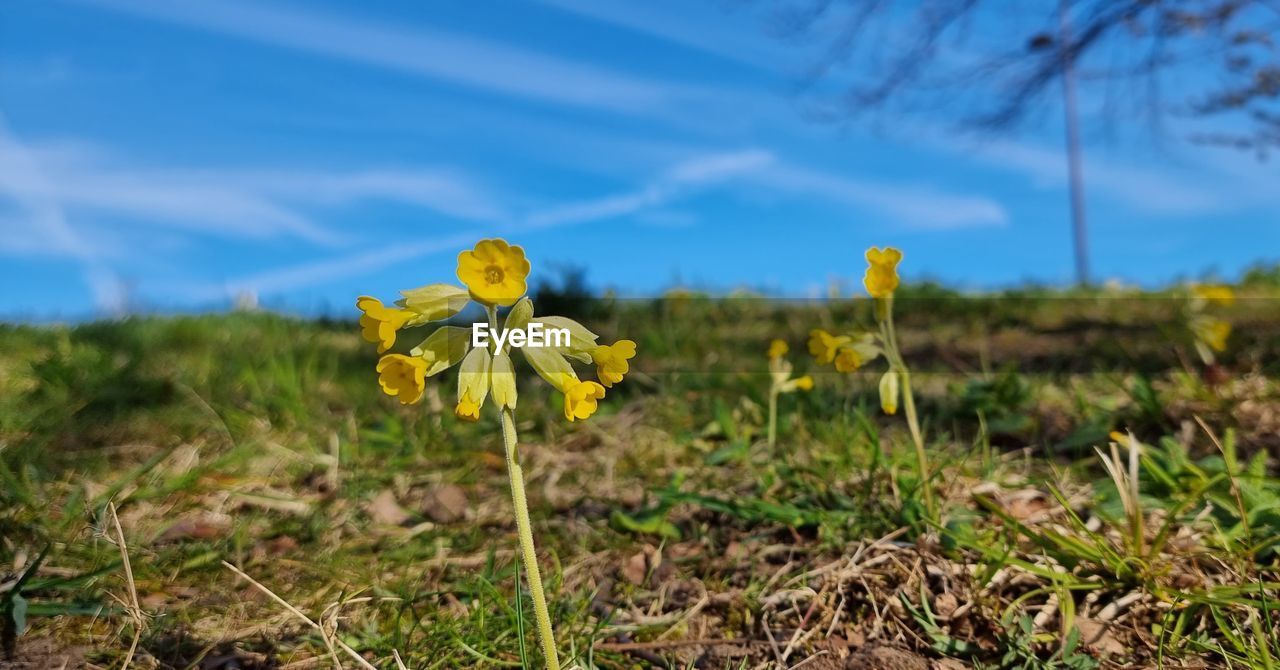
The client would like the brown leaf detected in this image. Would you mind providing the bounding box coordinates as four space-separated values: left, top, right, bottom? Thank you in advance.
157 514 231 543
621 551 648 585
1075 617 1126 656
367 490 411 526
423 485 469 524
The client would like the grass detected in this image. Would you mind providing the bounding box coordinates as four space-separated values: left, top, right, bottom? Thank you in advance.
2 279 1280 668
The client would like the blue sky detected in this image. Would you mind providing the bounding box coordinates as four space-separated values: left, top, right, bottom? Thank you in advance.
1 0 1277 319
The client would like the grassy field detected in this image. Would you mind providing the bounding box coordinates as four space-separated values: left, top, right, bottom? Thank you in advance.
4 275 1280 669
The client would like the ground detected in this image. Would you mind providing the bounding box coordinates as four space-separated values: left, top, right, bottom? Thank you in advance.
3 278 1280 669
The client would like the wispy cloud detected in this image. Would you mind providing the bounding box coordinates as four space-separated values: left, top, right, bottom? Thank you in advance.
0 118 128 312
0 141 503 252
945 138 1229 216
77 0 698 116
523 149 775 229
756 164 1010 230
535 0 780 71
192 234 480 302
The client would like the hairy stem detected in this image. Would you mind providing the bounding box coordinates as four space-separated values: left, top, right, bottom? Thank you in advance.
500 407 561 670
883 302 934 517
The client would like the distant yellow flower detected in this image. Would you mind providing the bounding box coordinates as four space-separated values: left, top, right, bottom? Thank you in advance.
357 296 415 353
808 329 851 364
834 347 863 373
863 246 903 298
792 375 814 391
457 238 531 307
376 354 428 405
767 339 789 360
563 378 606 422
1194 318 1231 352
592 340 637 387
1193 284 1235 306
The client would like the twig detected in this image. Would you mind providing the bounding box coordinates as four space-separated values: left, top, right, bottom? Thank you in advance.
107 503 143 670
221 561 379 670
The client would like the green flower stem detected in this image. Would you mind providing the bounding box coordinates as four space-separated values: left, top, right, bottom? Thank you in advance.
767 386 779 448
881 301 935 517
486 304 561 670
499 407 561 670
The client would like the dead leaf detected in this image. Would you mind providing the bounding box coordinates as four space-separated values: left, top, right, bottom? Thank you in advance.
1075 617 1126 656
367 490 411 526
423 485 468 523
157 514 232 543
621 551 648 585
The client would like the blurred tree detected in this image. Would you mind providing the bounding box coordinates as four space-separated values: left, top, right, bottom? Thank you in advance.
754 0 1280 284
760 0 1280 150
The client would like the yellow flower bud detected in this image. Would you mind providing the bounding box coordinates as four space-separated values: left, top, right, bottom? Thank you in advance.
410 326 471 377
879 371 900 416
397 283 470 323
491 351 518 409
456 346 491 420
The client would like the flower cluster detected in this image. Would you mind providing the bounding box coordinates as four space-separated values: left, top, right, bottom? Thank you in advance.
767 339 814 394
809 245 933 514
1185 283 1234 365
356 238 636 422
765 339 813 447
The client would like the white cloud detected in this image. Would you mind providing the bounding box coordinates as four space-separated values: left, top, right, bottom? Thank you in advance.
0 142 503 251
535 0 781 70
196 233 479 301
756 164 1010 230
944 138 1228 215
77 0 698 116
523 149 774 229
0 117 130 313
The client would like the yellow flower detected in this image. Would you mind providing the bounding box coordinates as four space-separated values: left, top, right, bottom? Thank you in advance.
863 246 903 298
563 378 606 422
834 346 863 373
767 339 789 360
1193 284 1235 307
1194 318 1231 352
879 371 899 415
457 238 530 307
376 354 427 405
808 329 851 365
592 340 637 387
792 375 814 391
357 296 414 353
455 392 482 421
456 347 491 420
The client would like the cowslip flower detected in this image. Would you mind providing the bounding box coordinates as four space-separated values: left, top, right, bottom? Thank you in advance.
863 246 903 299
766 338 814 447
1185 282 1234 366
457 238 531 307
1193 317 1231 353
376 354 428 405
355 238 635 670
592 340 637 387
810 246 934 516
1192 284 1235 307
808 329 851 364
